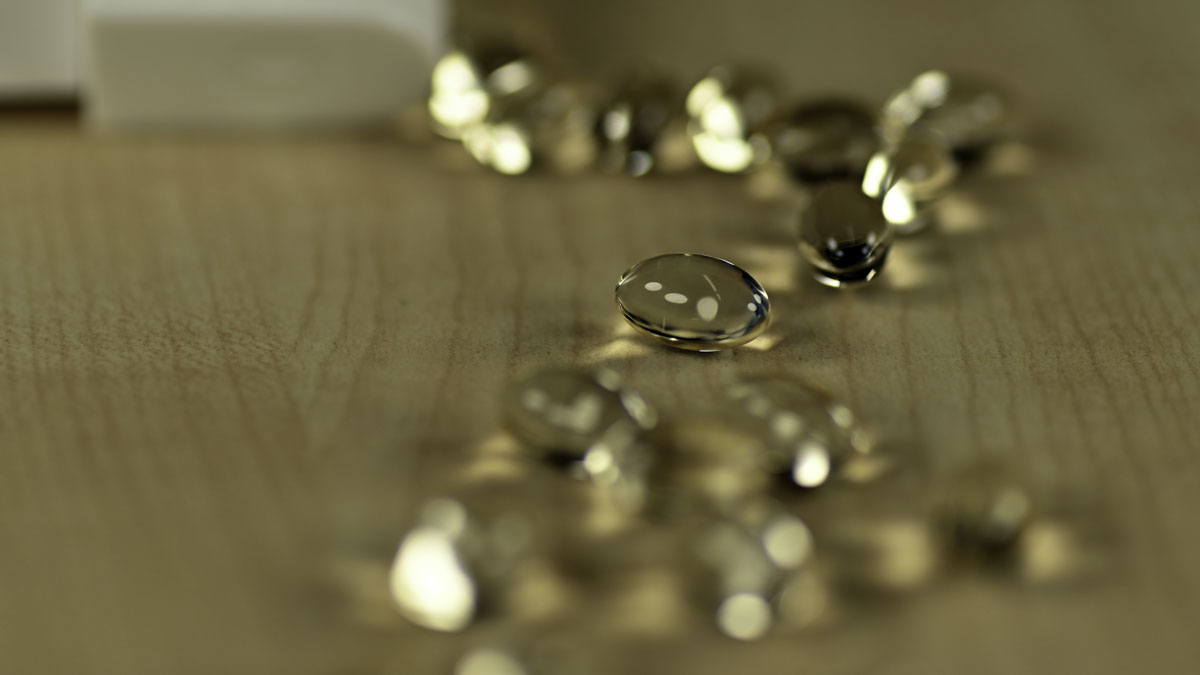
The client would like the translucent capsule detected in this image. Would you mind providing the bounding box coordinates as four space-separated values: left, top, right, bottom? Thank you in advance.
760 98 879 182
685 65 778 173
615 253 771 351
390 491 543 632
937 460 1035 556
502 368 657 460
595 72 681 176
798 181 894 287
684 501 827 640
726 375 872 489
863 136 958 202
462 83 598 175
429 43 541 140
880 70 1015 152
862 135 958 234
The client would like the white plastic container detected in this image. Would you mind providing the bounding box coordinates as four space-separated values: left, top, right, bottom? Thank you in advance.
81 0 445 129
0 0 81 99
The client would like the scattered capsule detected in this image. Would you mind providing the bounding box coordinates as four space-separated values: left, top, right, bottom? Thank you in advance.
798 181 894 287
502 368 656 460
760 98 879 182
462 83 598 175
862 135 958 234
390 488 547 631
595 71 681 176
726 375 873 489
684 501 826 640
429 43 542 140
937 460 1036 556
880 70 1015 153
685 65 778 173
615 253 771 351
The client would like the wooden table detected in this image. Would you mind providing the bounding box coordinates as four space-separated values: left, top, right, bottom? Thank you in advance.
3 0 1200 672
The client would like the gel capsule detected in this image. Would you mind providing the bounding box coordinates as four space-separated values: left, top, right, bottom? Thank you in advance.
429 42 541 140
726 375 872 489
761 98 879 182
937 460 1035 555
862 136 958 234
880 70 1015 153
461 83 598 175
798 181 894 287
685 65 778 173
390 494 538 632
390 477 602 632
615 253 771 351
596 71 680 176
684 501 826 640
502 367 656 460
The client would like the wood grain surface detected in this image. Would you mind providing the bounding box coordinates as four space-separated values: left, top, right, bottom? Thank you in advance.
3 1 1200 673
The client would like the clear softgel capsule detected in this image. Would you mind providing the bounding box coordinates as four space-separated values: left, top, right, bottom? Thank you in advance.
615 253 771 351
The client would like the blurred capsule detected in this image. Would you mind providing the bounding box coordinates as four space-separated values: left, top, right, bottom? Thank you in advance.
862 136 957 202
726 375 873 489
862 135 958 234
760 98 879 183
502 367 657 460
685 65 778 173
685 501 827 640
429 42 542 140
390 489 547 631
595 71 682 176
391 498 485 631
568 426 657 517
937 460 1035 557
798 181 894 287
880 70 1016 153
463 83 599 175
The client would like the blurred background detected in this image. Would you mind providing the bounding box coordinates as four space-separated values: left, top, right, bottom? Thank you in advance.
2 1 1200 674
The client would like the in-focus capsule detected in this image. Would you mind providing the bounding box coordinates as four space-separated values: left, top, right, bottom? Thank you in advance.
798 181 894 287
616 253 770 351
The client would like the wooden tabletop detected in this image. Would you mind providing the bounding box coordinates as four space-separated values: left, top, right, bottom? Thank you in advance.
3 1 1200 673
